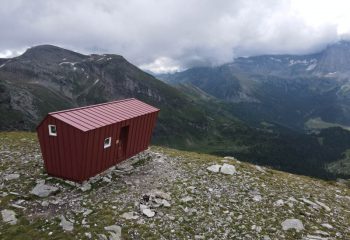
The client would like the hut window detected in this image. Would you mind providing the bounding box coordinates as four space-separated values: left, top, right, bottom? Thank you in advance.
104 137 111 149
48 125 57 136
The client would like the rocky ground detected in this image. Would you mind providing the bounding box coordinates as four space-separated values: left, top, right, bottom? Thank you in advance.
1 132 350 240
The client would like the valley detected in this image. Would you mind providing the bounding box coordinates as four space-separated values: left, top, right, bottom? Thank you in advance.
1 44 350 180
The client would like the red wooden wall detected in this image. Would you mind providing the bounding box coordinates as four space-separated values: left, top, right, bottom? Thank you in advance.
37 111 158 182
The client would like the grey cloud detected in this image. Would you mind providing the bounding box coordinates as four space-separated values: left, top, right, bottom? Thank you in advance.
0 0 345 72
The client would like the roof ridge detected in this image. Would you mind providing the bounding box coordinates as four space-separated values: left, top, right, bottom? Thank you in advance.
49 98 136 115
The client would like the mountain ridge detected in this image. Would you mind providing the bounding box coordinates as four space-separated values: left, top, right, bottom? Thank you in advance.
160 41 350 131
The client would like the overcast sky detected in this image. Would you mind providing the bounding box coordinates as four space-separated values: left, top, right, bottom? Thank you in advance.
1 0 350 73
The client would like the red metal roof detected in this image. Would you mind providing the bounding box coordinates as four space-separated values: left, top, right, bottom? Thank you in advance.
49 98 159 131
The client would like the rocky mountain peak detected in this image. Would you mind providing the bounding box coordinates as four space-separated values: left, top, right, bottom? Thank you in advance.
19 45 86 64
317 40 350 73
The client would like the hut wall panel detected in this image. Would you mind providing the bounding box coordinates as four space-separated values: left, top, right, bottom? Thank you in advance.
37 118 51 173
49 117 59 177
105 124 115 171
138 114 146 152
56 120 66 178
131 117 139 156
144 113 152 149
84 130 95 180
38 109 159 183
141 114 148 151
132 117 140 156
148 112 158 144
113 123 121 165
75 129 85 182
92 127 103 176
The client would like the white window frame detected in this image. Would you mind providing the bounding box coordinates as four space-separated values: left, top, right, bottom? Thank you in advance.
104 137 112 149
48 124 57 136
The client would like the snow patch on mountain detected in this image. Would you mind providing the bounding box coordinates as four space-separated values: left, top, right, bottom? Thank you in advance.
306 63 317 71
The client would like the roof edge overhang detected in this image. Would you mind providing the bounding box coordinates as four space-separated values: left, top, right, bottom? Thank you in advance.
36 98 160 131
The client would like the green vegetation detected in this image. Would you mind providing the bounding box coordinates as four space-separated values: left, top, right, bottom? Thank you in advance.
327 149 350 176
305 117 350 132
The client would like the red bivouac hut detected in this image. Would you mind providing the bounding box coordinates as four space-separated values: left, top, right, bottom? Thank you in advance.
36 98 159 183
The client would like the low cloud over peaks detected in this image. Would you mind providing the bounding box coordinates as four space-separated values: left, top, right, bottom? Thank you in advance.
0 0 349 73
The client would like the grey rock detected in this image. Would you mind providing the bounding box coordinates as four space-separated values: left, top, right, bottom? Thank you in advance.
30 183 59 197
103 176 111 183
181 196 194 202
321 223 333 229
85 232 92 239
194 235 205 239
104 225 122 240
301 198 320 209
255 165 266 173
220 163 236 175
59 215 74 231
314 230 329 236
98 234 108 240
315 200 331 211
121 212 139 220
152 190 172 200
83 209 93 217
142 208 155 218
253 195 262 202
4 173 20 180
207 164 221 173
302 235 328 240
139 204 148 211
1 209 17 225
80 183 91 192
281 219 304 232
162 199 171 207
10 204 26 210
273 199 284 207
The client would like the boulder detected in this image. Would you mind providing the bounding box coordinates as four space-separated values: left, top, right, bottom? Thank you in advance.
121 212 139 220
30 183 59 197
142 208 155 218
104 224 122 240
181 196 194 202
4 173 20 181
281 219 304 232
207 164 221 173
220 164 236 175
59 215 74 231
80 183 92 192
1 209 17 225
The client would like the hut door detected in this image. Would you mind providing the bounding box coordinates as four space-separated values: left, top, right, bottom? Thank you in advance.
118 126 129 158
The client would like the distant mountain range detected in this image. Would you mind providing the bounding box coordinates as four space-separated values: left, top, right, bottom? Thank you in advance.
160 40 350 131
1 44 350 179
